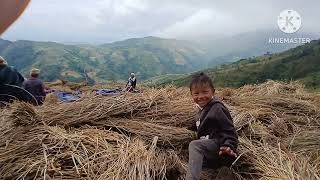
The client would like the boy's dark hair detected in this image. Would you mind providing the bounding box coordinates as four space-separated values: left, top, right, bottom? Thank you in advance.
189 72 215 92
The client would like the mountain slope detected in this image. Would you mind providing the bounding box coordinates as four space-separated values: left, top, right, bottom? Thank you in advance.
148 39 320 89
0 37 208 82
200 29 320 66
1 31 318 84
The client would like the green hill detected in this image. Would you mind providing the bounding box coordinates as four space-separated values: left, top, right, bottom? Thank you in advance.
148 39 320 89
199 30 319 66
1 32 318 84
0 37 208 83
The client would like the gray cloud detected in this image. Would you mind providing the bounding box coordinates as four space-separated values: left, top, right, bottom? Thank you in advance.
2 0 319 43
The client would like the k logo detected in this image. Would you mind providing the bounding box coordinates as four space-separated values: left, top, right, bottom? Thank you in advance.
277 10 302 34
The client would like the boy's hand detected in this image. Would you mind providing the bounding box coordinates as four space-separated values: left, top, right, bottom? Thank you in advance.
219 146 237 158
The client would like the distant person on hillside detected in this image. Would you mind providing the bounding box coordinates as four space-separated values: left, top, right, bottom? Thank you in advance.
23 68 46 105
186 72 238 180
125 72 137 92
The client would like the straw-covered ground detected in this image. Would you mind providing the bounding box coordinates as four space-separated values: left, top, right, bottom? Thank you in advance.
1 80 320 180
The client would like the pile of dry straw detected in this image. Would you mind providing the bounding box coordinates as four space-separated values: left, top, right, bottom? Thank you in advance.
0 80 319 179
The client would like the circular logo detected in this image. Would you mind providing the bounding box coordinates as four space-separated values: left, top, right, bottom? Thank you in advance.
277 10 302 34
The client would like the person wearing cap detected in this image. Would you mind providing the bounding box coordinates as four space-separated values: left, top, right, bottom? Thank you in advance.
125 72 137 92
23 68 46 105
0 56 25 86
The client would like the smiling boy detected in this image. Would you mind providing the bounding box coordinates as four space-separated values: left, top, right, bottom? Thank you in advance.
186 72 238 180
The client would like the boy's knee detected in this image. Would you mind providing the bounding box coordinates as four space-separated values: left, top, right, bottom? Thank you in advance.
188 140 203 152
189 139 219 154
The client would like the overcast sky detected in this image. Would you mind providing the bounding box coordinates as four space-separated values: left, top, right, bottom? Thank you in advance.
2 0 320 44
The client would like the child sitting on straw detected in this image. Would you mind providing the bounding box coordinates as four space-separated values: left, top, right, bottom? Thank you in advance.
186 72 238 180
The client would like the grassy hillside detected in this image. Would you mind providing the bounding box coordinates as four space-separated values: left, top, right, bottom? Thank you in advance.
200 30 320 66
0 37 208 83
148 39 320 89
2 30 315 84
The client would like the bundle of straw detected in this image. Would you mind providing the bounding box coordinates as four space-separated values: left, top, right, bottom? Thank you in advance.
234 137 320 179
92 119 194 149
35 88 179 127
0 125 182 180
1 80 320 179
8 102 39 126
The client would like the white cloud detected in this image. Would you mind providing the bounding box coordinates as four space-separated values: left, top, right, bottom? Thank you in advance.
155 9 235 38
2 0 319 43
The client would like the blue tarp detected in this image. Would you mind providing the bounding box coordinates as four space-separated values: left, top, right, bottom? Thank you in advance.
96 89 121 96
55 91 82 102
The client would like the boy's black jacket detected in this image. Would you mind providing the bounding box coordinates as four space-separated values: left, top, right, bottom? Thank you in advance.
189 97 238 151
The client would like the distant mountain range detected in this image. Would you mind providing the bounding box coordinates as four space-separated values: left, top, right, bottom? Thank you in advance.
0 37 208 83
0 29 318 83
147 39 320 89
198 29 320 66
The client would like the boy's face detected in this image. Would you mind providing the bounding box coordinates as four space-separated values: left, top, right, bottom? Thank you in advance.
191 83 215 108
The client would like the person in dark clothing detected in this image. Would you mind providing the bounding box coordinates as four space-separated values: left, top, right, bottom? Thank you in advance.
0 56 25 86
0 1 36 106
186 72 238 180
23 68 46 105
0 56 36 106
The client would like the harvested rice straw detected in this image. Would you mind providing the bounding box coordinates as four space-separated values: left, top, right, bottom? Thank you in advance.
0 125 124 179
97 137 181 180
35 88 181 127
287 130 320 174
44 93 59 105
288 130 320 154
235 137 320 179
231 95 320 129
92 119 194 149
8 102 40 126
0 107 11 130
0 124 185 180
1 81 320 180
134 95 196 127
232 96 319 116
234 80 306 97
